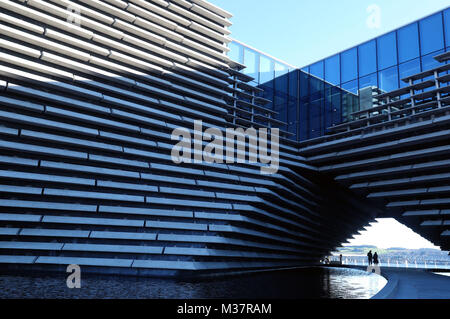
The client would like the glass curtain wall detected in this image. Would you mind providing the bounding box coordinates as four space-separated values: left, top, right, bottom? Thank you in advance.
228 7 450 142
228 41 299 140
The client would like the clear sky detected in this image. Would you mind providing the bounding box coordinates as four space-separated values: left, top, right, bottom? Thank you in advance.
344 218 440 249
209 0 450 68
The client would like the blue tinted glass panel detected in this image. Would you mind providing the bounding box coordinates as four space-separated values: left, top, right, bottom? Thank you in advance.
299 72 309 141
228 42 242 64
260 55 274 84
274 99 287 124
275 108 287 128
309 97 323 139
419 13 444 55
288 70 298 97
274 68 288 123
378 66 399 92
325 54 340 86
420 50 444 88
358 73 378 110
287 98 297 139
299 100 309 141
309 75 324 96
341 80 359 121
275 71 289 94
358 40 377 76
299 71 309 99
243 48 258 81
341 48 358 82
330 86 342 126
399 59 420 87
324 84 333 130
359 73 378 89
324 84 342 130
275 63 288 78
341 80 359 94
444 8 450 48
421 49 445 80
325 84 341 131
261 85 273 111
398 23 420 63
310 61 324 79
377 32 397 70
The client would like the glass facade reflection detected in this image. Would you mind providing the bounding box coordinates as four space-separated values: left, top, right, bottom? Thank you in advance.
229 7 450 142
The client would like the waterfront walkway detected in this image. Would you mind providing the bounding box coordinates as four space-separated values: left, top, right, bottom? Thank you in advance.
340 265 450 299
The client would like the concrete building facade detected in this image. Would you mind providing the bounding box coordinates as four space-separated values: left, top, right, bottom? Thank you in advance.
0 0 448 277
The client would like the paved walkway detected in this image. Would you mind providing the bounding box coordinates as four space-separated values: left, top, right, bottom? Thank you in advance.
341 265 450 299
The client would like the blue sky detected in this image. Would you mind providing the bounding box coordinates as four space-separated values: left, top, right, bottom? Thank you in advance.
208 0 447 249
209 0 449 68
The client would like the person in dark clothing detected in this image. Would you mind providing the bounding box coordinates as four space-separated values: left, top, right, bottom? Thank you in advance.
373 252 379 265
367 250 373 265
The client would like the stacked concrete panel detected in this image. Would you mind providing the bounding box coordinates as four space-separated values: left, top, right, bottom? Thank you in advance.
0 0 377 277
1 0 447 278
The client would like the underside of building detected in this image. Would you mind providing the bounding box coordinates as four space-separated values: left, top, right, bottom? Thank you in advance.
0 0 448 277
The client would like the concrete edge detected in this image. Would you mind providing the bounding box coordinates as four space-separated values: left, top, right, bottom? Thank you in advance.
371 272 399 299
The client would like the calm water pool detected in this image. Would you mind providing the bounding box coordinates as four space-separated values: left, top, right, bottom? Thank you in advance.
0 267 387 299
